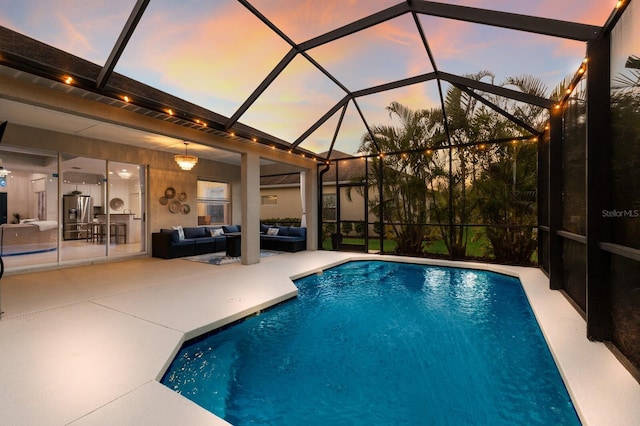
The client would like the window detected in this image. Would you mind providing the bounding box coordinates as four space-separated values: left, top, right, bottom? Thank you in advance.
197 180 230 225
261 195 277 205
322 193 336 220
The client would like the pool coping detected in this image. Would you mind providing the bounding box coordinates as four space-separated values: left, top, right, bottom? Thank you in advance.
1 251 638 425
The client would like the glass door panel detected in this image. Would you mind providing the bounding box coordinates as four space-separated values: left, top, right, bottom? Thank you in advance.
107 162 145 256
60 155 107 262
0 147 59 270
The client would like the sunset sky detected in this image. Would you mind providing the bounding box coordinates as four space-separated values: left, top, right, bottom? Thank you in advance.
0 0 621 154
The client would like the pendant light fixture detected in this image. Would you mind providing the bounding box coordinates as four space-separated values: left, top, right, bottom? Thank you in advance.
175 142 198 171
0 159 11 177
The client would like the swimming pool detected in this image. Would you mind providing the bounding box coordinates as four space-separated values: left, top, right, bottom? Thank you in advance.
161 261 580 425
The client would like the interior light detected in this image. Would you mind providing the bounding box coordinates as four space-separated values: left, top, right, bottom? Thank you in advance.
167 109 174 116
64 76 73 85
174 142 198 171
252 137 257 142
0 159 11 177
123 95 130 103
117 169 132 179
616 1 624 9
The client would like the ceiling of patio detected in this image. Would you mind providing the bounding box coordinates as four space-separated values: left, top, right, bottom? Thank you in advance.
0 1 623 163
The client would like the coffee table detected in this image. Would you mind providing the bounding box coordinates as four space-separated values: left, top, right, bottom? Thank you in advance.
225 232 241 257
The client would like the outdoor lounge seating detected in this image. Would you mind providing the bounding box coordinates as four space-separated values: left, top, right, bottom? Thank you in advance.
151 224 307 259
259 224 307 253
151 226 228 259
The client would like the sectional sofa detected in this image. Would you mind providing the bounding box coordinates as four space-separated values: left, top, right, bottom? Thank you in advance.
151 225 228 259
259 224 307 253
151 224 306 259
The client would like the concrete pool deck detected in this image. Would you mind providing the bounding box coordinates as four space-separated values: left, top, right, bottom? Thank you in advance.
0 251 638 425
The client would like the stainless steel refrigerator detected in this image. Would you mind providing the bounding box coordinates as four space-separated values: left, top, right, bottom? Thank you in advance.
63 195 92 240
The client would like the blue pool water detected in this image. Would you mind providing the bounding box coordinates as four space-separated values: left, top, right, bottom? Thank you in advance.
162 261 580 425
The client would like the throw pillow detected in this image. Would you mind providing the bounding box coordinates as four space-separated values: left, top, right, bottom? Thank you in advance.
267 227 279 236
210 228 224 237
172 225 185 240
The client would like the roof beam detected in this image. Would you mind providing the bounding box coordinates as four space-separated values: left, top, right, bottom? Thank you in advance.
96 0 149 89
352 72 438 98
438 72 555 109
294 72 438 148
325 103 349 160
298 2 410 51
292 95 351 148
454 84 541 135
238 0 351 95
410 0 601 41
225 49 297 130
352 98 380 153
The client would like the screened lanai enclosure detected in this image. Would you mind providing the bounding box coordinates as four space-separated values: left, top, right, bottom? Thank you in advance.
310 1 640 378
0 1 638 378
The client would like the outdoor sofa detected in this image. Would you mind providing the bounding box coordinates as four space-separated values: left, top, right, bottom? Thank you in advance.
151 224 306 259
259 224 307 253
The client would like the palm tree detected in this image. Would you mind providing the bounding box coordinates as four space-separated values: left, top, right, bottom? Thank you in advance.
473 74 548 263
355 73 547 260
359 102 444 254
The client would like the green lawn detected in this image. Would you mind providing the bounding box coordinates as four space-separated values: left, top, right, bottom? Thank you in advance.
322 227 538 264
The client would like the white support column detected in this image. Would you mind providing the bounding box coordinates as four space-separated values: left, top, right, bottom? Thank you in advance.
241 152 260 265
305 166 318 250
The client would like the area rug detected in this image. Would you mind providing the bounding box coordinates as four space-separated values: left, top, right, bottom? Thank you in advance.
183 250 282 265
